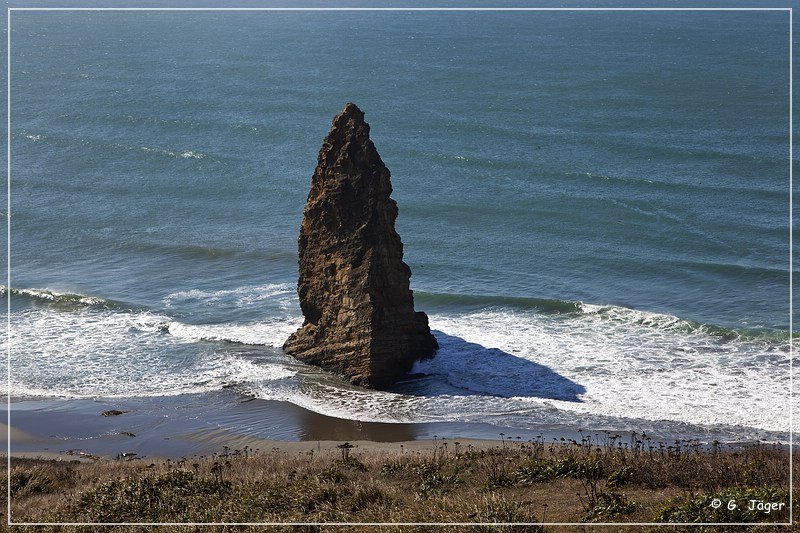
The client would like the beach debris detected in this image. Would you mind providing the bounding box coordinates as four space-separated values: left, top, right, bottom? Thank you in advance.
117 452 138 461
78 451 100 460
283 103 438 387
101 409 128 417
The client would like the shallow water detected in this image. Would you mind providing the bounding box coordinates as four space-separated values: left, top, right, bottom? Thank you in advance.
6 7 794 441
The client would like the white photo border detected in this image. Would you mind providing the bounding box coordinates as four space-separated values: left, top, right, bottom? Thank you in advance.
5 5 794 527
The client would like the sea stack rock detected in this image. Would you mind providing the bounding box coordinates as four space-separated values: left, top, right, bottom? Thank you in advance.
283 103 438 388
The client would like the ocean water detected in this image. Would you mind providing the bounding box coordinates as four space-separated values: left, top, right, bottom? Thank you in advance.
6 9 794 441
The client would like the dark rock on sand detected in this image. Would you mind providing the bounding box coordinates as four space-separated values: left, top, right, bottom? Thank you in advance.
283 103 438 387
101 410 128 417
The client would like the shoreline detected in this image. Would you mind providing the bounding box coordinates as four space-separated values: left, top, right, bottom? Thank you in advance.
3 390 783 462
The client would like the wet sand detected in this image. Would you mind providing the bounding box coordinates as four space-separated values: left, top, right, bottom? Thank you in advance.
3 390 572 461
4 389 763 461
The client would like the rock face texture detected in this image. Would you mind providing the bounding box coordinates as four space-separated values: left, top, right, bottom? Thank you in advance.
283 103 438 388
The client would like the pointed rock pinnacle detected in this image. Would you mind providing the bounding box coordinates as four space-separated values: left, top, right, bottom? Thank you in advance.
283 103 438 387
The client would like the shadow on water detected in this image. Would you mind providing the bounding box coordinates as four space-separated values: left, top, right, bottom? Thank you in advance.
393 331 586 402
295 406 420 442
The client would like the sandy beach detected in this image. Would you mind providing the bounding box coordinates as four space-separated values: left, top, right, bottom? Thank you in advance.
3 391 569 461
6 388 773 464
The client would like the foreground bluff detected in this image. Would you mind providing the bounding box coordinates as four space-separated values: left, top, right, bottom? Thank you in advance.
283 103 438 387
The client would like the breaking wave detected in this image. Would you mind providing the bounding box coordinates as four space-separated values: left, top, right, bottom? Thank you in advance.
416 290 788 342
2 286 129 310
165 318 302 347
6 283 792 437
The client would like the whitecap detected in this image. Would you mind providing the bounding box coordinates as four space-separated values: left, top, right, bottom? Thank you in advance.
166 317 302 348
139 146 211 160
413 309 790 433
9 304 297 399
163 283 295 309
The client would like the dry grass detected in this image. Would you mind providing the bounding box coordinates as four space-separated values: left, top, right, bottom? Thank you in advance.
1 434 795 532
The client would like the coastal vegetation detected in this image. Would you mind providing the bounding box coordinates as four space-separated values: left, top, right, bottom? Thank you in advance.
3 433 793 531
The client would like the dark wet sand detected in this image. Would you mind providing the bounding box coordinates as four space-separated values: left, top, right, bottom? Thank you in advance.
3 390 576 460
4 389 767 461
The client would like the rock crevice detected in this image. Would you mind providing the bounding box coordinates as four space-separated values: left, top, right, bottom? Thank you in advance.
283 103 438 387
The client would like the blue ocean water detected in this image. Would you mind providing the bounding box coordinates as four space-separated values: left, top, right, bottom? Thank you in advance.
5 8 794 440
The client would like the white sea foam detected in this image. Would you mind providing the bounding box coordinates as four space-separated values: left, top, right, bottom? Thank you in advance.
140 146 211 160
244 379 426 423
214 300 791 435
416 309 790 433
163 283 294 309
2 285 108 306
8 303 296 399
11 287 59 301
166 317 302 347
8 284 791 437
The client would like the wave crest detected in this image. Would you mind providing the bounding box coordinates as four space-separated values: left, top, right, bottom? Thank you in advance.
2 286 126 310
416 289 786 342
165 318 302 348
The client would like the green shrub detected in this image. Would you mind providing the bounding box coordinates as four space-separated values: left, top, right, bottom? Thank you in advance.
71 469 231 522
379 461 406 477
411 462 439 477
514 459 554 485
9 464 73 497
316 466 346 484
513 456 606 485
348 486 389 512
656 486 789 523
292 484 351 514
335 456 368 472
417 472 461 499
607 466 635 488
551 456 605 479
9 471 33 496
473 499 545 532
484 471 515 491
583 491 638 522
